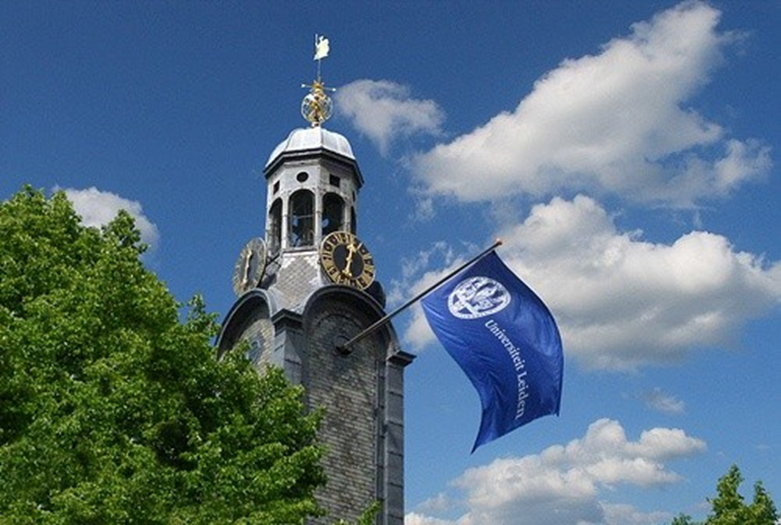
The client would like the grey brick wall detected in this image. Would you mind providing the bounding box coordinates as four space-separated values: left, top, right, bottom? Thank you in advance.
218 288 414 525
304 297 381 523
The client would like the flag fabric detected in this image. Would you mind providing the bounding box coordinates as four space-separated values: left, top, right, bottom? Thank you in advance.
314 35 330 61
421 251 563 451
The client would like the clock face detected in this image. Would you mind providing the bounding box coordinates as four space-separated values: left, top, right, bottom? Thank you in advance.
320 231 376 290
232 238 267 296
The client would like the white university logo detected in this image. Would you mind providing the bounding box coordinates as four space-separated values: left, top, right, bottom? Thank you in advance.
448 276 511 319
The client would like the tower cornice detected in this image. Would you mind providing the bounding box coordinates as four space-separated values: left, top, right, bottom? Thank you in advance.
264 127 363 187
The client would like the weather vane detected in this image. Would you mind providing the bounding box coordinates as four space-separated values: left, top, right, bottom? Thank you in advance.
301 34 335 127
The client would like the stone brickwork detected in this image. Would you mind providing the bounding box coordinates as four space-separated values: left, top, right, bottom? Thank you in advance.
216 291 274 367
218 287 414 524
384 354 408 524
304 296 381 523
273 250 323 312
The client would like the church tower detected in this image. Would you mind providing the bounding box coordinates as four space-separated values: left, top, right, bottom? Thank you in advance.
217 38 414 525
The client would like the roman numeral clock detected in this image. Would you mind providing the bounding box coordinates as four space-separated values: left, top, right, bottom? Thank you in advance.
320 230 376 290
216 54 414 525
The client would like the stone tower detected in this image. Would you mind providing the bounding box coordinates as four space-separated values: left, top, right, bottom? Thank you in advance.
217 47 414 525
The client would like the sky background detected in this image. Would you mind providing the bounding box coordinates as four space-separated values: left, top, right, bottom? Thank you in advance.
2 1 779 524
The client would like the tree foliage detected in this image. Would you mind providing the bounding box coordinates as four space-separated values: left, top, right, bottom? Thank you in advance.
0 188 327 523
670 515 696 525
669 464 778 525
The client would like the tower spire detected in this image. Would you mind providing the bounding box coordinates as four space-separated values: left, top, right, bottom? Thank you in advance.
219 35 414 523
301 34 334 127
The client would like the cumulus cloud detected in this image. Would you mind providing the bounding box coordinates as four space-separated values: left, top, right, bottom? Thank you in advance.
497 195 781 370
394 246 471 350
61 187 160 250
411 1 771 207
415 492 458 515
335 79 445 156
407 418 705 525
405 512 459 525
403 195 781 370
601 504 672 525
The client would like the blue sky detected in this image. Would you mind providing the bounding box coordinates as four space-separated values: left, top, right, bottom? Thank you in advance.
2 2 779 523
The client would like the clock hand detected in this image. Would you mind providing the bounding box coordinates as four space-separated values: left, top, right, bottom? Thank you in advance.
343 241 361 278
242 252 254 286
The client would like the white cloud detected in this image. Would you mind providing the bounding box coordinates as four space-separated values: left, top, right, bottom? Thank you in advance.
335 79 445 156
407 418 704 525
403 195 781 370
405 513 461 525
641 388 686 415
411 1 771 207
495 195 781 370
602 503 671 525
416 492 457 515
61 187 160 250
399 264 453 350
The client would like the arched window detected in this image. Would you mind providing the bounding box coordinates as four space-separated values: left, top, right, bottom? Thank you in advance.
268 198 282 254
289 190 314 247
322 193 344 237
350 206 357 234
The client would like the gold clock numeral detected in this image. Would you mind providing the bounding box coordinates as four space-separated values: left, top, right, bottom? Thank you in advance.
332 231 348 245
326 265 340 279
358 257 375 288
356 273 372 289
233 238 268 297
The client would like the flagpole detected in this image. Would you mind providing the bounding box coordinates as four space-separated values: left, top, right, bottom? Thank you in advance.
336 239 503 354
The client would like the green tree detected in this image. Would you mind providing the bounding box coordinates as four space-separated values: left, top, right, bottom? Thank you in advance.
0 188 326 524
705 465 778 525
670 515 696 525
668 465 778 525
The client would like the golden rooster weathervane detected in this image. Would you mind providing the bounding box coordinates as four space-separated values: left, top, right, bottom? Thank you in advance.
301 34 335 127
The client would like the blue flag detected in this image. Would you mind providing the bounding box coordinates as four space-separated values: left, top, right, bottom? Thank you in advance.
421 251 563 451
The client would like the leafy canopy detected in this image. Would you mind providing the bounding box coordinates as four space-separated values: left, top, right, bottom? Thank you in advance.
0 187 327 524
669 465 778 525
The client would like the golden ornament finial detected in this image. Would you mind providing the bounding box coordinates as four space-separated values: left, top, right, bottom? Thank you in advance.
301 35 335 127
301 79 334 127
